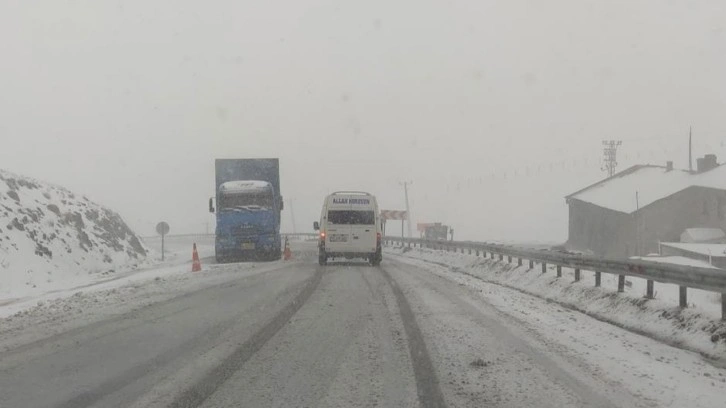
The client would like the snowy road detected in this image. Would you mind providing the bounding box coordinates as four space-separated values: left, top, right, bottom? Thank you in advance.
0 242 724 407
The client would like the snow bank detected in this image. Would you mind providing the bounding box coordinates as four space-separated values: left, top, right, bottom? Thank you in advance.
386 246 726 360
0 169 147 299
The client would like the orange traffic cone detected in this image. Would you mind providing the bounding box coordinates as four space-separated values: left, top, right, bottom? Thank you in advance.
192 243 202 272
283 237 292 261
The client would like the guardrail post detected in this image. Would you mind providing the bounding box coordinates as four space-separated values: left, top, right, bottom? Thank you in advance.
476 250 480 256
528 260 534 269
595 272 601 287
541 262 546 273
646 280 654 299
468 248 472 255
574 268 581 282
618 275 625 292
499 254 504 261
556 265 562 278
722 294 726 321
508 255 512 264
518 258 523 267
679 286 687 308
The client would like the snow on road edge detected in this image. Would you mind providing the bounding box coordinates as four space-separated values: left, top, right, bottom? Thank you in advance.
385 246 726 362
0 255 294 352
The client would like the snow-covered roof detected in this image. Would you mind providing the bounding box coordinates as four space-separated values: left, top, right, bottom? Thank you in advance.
660 242 726 257
680 228 726 243
566 164 726 214
219 180 271 194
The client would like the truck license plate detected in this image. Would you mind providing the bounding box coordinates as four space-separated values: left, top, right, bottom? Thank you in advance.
241 243 256 250
329 234 348 242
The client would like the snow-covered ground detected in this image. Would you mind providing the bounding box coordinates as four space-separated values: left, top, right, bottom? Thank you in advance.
386 257 726 408
0 247 290 352
0 234 214 318
0 169 149 301
385 245 726 362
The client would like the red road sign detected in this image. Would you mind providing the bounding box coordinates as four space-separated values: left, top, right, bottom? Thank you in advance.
380 210 407 221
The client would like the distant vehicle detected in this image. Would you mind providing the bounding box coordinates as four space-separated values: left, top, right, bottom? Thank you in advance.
423 223 450 241
209 159 283 262
314 191 382 266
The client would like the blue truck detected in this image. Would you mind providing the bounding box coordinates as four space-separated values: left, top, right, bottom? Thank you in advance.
209 159 283 262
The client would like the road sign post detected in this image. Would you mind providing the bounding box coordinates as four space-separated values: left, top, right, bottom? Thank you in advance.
156 222 170 261
381 210 408 247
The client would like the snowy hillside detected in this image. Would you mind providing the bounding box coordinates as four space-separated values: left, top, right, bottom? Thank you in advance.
0 169 147 298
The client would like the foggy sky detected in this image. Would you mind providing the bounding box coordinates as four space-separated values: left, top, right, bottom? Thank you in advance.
1 0 725 242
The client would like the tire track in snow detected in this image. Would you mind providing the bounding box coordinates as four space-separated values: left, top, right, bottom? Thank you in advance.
378 265 447 408
169 265 325 408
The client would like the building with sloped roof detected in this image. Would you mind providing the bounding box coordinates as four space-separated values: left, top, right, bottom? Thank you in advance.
565 155 726 258
659 242 726 269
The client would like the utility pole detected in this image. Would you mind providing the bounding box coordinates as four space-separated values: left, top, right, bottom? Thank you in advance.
635 191 640 256
601 140 623 177
400 181 413 238
289 198 297 234
689 127 693 172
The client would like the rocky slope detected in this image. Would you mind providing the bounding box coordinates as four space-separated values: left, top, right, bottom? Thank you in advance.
0 169 147 298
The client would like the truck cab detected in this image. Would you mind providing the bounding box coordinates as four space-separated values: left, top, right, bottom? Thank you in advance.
210 159 283 263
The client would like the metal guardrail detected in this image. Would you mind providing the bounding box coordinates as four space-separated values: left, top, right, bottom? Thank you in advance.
141 233 726 318
140 233 215 241
384 236 726 320
141 233 318 241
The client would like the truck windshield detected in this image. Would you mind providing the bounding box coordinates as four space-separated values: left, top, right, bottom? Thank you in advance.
220 192 273 210
327 210 375 225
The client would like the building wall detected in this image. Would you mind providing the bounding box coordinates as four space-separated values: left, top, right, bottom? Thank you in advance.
567 200 634 258
660 246 711 263
638 187 726 255
660 246 726 269
568 187 726 259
